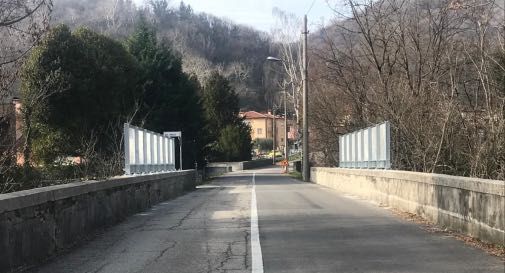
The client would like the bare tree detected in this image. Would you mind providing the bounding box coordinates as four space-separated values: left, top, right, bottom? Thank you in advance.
310 0 504 179
460 0 505 179
271 8 304 125
0 0 52 100
0 0 52 191
20 68 69 171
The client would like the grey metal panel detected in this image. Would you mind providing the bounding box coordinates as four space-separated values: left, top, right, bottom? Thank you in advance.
338 122 391 170
123 123 180 175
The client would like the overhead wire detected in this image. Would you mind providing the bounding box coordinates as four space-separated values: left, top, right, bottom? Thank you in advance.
306 0 317 15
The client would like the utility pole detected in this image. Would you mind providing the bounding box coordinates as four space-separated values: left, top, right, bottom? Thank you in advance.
284 86 288 164
272 108 276 165
302 15 310 182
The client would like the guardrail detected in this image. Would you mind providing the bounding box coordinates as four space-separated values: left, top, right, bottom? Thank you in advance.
339 121 391 169
124 123 176 175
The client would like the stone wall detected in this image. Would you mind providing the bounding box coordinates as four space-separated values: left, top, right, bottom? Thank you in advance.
311 168 505 245
0 170 196 272
241 159 273 170
205 159 272 177
205 165 232 177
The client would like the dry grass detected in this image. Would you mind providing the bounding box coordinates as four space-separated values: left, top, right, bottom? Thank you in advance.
389 208 505 261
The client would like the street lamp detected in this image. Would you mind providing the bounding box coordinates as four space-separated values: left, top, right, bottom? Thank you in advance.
266 56 284 62
266 56 289 169
267 15 309 181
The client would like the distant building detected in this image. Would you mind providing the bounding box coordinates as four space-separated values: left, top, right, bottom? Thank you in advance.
0 102 15 148
0 98 23 164
240 111 298 152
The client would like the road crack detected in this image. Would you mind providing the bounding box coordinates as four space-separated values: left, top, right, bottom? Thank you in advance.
153 241 178 263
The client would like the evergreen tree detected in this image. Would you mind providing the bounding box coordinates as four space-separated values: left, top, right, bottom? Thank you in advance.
216 123 252 161
202 71 240 137
21 25 140 164
126 21 207 169
202 71 252 161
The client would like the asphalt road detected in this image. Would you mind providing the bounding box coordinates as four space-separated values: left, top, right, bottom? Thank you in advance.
31 167 504 273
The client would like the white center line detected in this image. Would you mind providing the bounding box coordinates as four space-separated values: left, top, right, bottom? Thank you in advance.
251 172 264 273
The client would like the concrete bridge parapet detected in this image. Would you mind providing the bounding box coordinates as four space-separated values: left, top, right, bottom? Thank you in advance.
0 170 196 272
311 167 505 245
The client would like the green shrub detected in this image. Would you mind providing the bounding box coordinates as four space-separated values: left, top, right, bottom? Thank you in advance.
215 123 252 162
254 138 273 152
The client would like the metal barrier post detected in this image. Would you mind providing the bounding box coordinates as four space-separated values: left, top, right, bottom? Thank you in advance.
367 128 372 168
133 127 139 174
385 121 391 169
143 129 148 173
124 123 130 175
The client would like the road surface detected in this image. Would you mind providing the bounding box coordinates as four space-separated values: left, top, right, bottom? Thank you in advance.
31 167 504 273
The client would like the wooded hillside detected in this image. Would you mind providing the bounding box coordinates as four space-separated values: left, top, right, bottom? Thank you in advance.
51 0 275 109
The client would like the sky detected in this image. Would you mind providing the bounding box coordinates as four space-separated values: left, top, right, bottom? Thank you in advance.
134 0 340 33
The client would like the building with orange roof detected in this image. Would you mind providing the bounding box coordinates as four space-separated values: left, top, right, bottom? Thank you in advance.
240 110 298 153
0 98 24 164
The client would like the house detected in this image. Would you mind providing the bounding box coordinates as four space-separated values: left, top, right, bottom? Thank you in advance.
240 110 298 152
0 101 15 149
0 98 23 164
1 97 85 166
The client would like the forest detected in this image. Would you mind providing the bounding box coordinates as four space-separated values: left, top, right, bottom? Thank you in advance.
50 0 275 110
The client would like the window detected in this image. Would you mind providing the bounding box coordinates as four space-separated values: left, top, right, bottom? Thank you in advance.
257 128 263 135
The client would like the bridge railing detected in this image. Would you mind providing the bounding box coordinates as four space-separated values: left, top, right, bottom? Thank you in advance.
339 121 391 169
123 123 176 175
